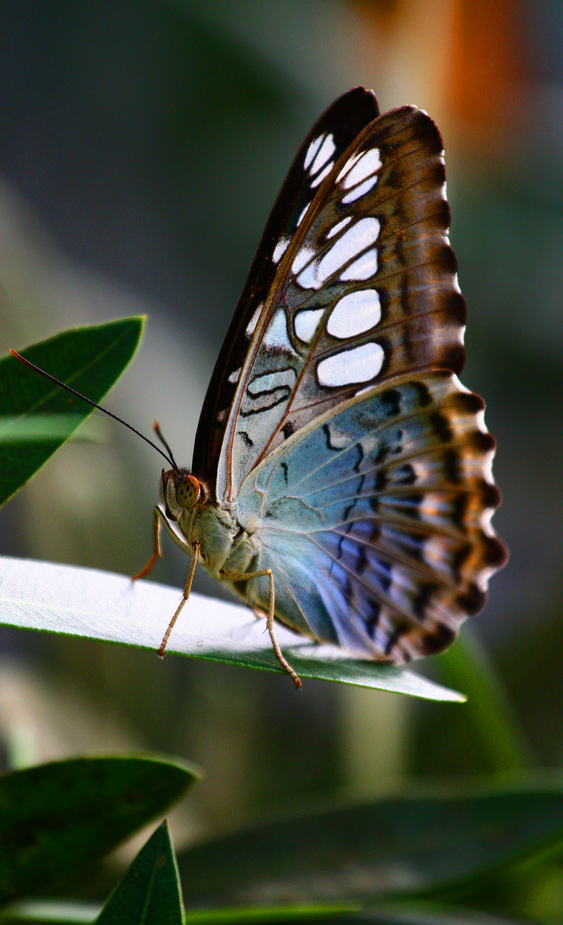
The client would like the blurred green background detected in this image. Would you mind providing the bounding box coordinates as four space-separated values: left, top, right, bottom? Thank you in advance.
0 0 561 888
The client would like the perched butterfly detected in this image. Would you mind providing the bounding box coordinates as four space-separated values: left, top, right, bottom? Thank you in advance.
12 87 507 689
132 86 507 688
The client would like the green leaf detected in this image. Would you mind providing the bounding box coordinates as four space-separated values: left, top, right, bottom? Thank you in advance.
95 822 183 924
176 777 563 907
0 754 200 904
434 630 535 771
0 318 144 507
0 557 464 699
0 415 107 443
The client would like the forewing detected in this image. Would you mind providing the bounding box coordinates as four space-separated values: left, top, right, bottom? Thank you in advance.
237 371 507 662
192 87 380 492
213 103 466 502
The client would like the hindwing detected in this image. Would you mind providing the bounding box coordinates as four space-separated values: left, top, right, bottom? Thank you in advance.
236 371 506 661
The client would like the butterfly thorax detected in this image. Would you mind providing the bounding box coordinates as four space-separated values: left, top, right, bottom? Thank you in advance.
160 468 260 579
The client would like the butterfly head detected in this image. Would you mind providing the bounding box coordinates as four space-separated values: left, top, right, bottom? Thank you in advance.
160 468 207 521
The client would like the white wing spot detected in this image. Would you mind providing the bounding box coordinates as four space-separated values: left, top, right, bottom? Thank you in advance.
320 217 380 283
296 217 380 290
272 237 290 264
296 261 321 290
342 175 377 204
341 248 378 281
310 133 335 174
248 368 296 395
263 309 296 355
317 342 384 387
228 367 241 384
296 203 310 227
328 289 381 339
342 148 382 188
336 151 362 183
304 134 323 170
292 244 314 275
327 217 352 240
245 303 263 337
295 308 324 344
310 161 333 188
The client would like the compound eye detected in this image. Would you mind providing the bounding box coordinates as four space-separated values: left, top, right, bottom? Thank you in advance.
176 474 200 508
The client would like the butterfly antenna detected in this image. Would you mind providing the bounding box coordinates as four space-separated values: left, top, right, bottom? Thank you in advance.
9 349 178 470
151 421 179 471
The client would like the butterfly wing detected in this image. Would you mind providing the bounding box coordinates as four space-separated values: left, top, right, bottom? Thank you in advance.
192 89 506 662
236 370 506 662
197 98 468 504
192 87 380 492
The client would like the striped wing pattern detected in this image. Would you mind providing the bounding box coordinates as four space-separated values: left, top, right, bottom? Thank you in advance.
237 371 505 662
215 104 466 504
194 88 506 663
193 87 380 491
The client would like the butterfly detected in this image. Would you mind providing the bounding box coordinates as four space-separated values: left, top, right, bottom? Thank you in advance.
132 86 507 689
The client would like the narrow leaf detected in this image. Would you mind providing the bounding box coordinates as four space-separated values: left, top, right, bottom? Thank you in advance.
0 557 464 699
96 822 183 924
176 777 563 906
0 754 199 903
0 415 106 443
0 318 144 507
434 630 534 770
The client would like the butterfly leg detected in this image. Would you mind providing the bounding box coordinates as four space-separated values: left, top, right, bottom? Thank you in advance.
132 503 193 580
158 540 200 658
131 505 164 581
223 567 302 690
